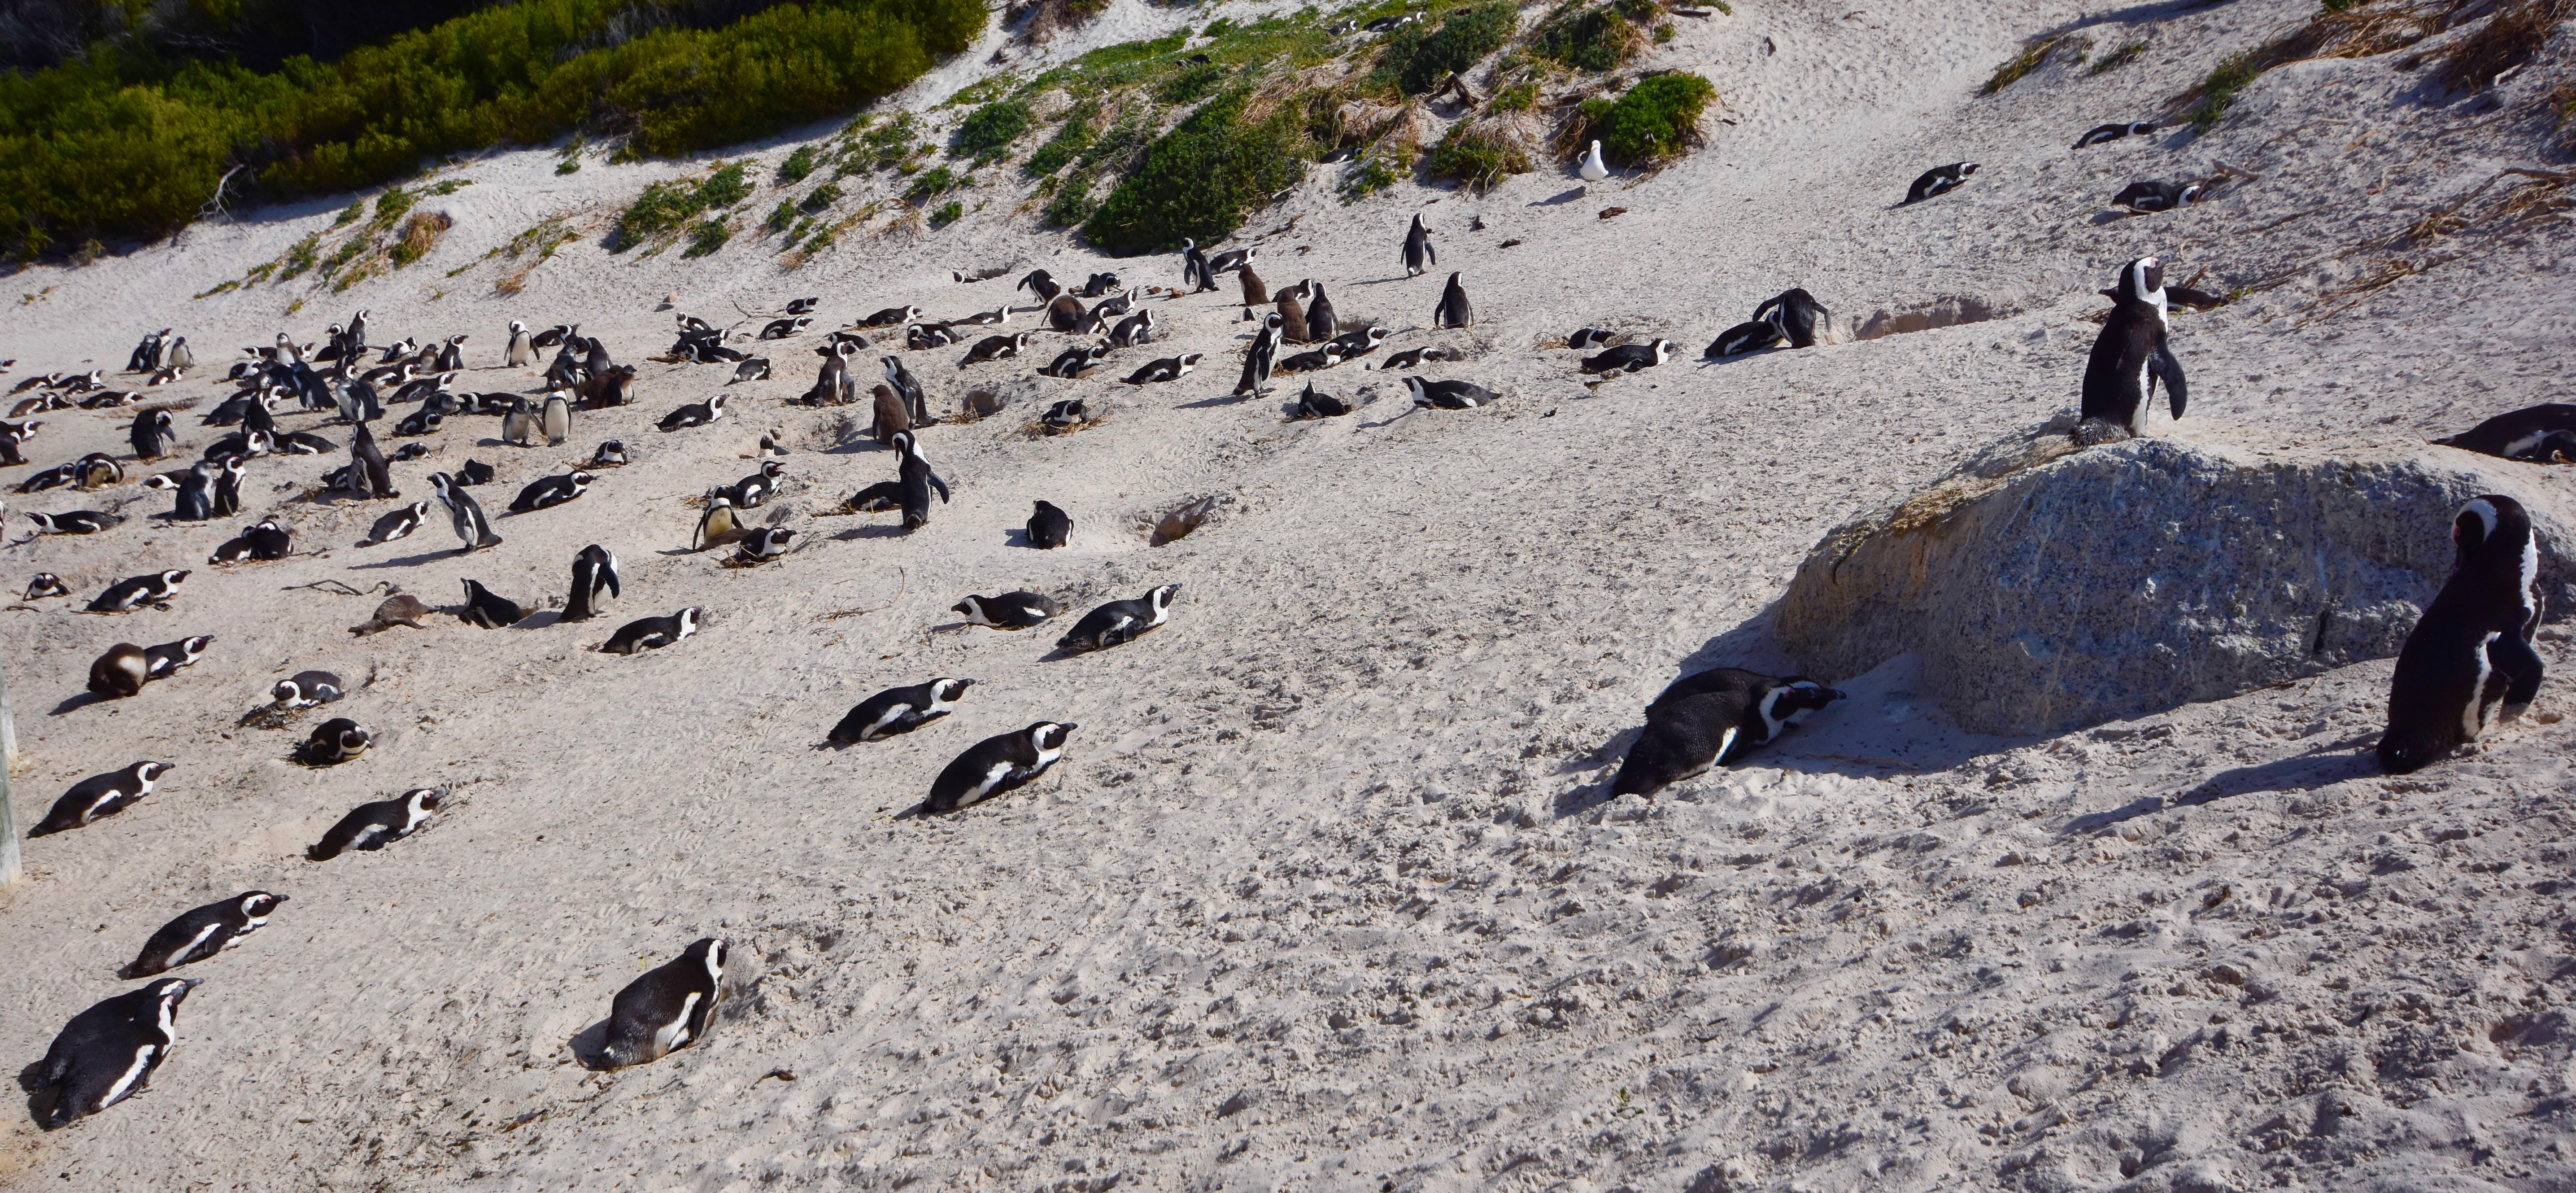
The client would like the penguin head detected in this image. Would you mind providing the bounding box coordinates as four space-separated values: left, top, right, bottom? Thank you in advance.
683 937 728 981
950 595 984 619
1029 721 1077 752
1960 162 1981 177
158 569 191 588
406 787 445 812
675 606 703 634
272 677 307 705
2376 732 2440 775
1648 338 1675 365
145 976 202 1018
2128 122 2157 137
2453 495 2528 568
2176 183 2204 205
510 320 526 333
1145 583 1182 612
26 572 64 597
891 429 917 457
930 677 977 703
2118 256 2164 304
170 636 214 665
134 760 177 783
1403 376 1432 404
239 891 287 918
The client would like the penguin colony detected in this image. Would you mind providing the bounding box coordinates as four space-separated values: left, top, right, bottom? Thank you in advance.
3 78 2564 1145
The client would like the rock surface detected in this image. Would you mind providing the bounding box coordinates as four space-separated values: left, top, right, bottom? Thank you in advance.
1779 419 2576 734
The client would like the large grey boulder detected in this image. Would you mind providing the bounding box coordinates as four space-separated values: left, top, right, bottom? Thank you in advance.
1778 419 2575 735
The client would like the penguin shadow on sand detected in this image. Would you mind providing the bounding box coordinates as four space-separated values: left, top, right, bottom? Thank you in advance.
347 546 469 570
47 690 114 717
1530 187 1590 207
16 1062 66 1128
828 523 909 542
2059 733 2380 836
567 1018 619 1071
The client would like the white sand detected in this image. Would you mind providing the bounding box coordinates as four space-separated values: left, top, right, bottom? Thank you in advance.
3 0 2573 1188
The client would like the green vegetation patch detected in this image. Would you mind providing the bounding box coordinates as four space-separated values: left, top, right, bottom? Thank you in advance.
1024 104 1098 176
1397 2 1519 94
953 98 1035 158
683 219 731 258
2192 50 2266 132
777 145 819 186
1080 87 1312 255
1425 120 1531 189
1528 0 1659 73
1576 72 1715 167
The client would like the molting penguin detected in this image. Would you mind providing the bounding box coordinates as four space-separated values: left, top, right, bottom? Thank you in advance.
431 472 504 551
952 591 1061 629
271 670 345 709
1057 584 1181 652
1238 262 1270 307
598 938 727 1068
122 892 288 978
87 644 150 699
30 978 201 1129
925 722 1077 813
2432 404 2576 463
2076 255 2187 441
1046 292 1090 334
1028 499 1071 548
602 607 702 655
1904 162 1979 204
30 762 177 835
831 678 975 743
2377 495 2546 774
309 787 441 859
299 718 372 765
1432 272 1474 329
1611 668 1846 797
1275 282 1311 345
563 544 621 621
870 382 911 443
1402 213 1437 277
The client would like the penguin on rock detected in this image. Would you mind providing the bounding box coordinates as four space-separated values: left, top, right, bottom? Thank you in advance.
2076 256 2188 442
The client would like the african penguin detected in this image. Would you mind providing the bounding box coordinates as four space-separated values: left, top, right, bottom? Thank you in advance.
1405 377 1500 409
25 572 69 599
881 356 931 425
2113 179 2201 214
2433 405 2576 463
953 591 1061 629
272 670 345 709
88 569 189 613
1612 669 1848 797
1234 315 1283 398
602 607 703 655
563 544 621 621
925 722 1077 813
2073 121 2158 149
458 579 524 629
87 644 150 699
432 472 504 552
1752 288 1831 349
357 501 431 547
30 977 201 1129
735 527 795 564
2377 495 2547 774
891 430 950 531
1433 272 1474 329
599 937 728 1068
1904 162 1979 204
2077 256 2187 441
309 787 441 858
299 718 372 765
1056 584 1181 652
1028 500 1072 549
831 678 976 743
142 636 212 680
29 761 177 835
507 470 593 513
1293 380 1351 420
657 394 726 432
122 892 288 978
1403 213 1436 277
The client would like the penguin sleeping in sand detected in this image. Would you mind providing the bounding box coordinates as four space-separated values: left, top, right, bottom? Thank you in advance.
2377 495 2546 775
29 761 176 835
2431 405 2576 463
122 892 288 978
953 591 1061 629
1611 668 1847 797
923 723 1077 814
831 678 975 743
2076 255 2187 443
1027 500 1071 549
299 718 372 765
1903 162 1978 204
598 938 727 1068
1057 584 1181 652
30 978 201 1129
602 607 702 655
309 787 440 858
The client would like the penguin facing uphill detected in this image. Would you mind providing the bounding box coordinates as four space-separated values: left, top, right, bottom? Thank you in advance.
1612 669 1847 797
2378 495 2546 774
1058 584 1181 652
563 544 621 621
832 678 976 743
2077 256 2187 442
31 978 201 1129
599 937 727 1068
122 891 288 978
925 722 1077 813
309 787 441 858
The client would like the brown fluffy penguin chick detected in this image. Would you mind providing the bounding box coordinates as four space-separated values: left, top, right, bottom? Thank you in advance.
87 643 148 698
1238 264 1270 306
871 383 910 445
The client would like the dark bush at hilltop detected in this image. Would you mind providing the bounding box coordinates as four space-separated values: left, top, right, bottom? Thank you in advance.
0 0 984 258
1078 88 1314 256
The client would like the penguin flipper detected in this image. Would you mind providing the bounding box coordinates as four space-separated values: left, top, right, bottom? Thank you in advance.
929 472 952 504
2155 342 2187 420
2487 631 2546 708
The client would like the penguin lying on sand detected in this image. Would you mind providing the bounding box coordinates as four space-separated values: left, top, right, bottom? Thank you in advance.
31 978 201 1129
1612 669 1846 797
598 938 727 1068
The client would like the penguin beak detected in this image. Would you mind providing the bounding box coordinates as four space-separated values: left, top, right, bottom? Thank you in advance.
956 678 979 688
1059 723 1080 733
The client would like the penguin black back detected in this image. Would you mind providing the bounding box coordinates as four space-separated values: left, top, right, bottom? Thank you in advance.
309 787 440 858
1611 669 1846 797
600 937 727 1068
2077 255 2186 440
832 678 975 743
122 891 287 978
925 722 1077 813
33 978 200 1129
2378 496 2545 774
563 544 621 621
891 430 950 531
1028 500 1071 549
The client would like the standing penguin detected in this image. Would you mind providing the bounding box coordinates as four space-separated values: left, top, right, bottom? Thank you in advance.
129 407 174 460
1180 238 1215 293
432 471 504 552
350 418 396 498
598 938 728 1068
2077 255 2188 441
1433 272 1474 329
1028 499 1071 549
173 461 216 521
563 544 621 621
1304 283 1340 344
505 320 536 367
1402 213 1437 277
540 390 573 447
2378 495 2547 774
30 978 201 1129
500 397 537 446
122 892 288 979
1238 262 1271 307
1235 314 1283 397
925 723 1078 813
881 356 932 426
209 454 245 517
890 429 950 531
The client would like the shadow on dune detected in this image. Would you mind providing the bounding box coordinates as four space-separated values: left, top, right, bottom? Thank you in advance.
2061 737 2382 835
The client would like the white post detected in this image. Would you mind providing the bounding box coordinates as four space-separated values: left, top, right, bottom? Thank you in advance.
0 651 19 887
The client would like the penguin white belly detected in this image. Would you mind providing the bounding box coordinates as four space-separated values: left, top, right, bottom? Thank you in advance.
656 993 701 1053
863 705 915 739
961 762 1014 806
1032 743 1066 770
2133 360 2153 430
170 922 225 964
1709 727 1739 767
100 1044 158 1107
2466 634 2496 739
82 788 128 819
349 825 388 850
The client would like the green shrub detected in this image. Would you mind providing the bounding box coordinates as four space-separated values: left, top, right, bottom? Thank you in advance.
930 200 963 227
1981 34 2067 95
766 200 798 234
684 219 731 257
1042 169 1098 226
1158 61 1228 104
1424 121 1529 189
1080 88 1311 255
1080 112 1159 173
616 179 704 247
0 0 987 256
1488 81 1538 112
1530 0 1657 72
905 166 962 203
1577 71 1713 166
697 162 752 209
2192 50 2265 132
2091 40 2148 74
371 185 416 229
777 145 817 185
333 199 363 227
801 182 843 211
556 157 582 175
953 98 1033 157
1400 2 1518 93
1024 105 1097 175
278 233 320 280
1338 153 1400 203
